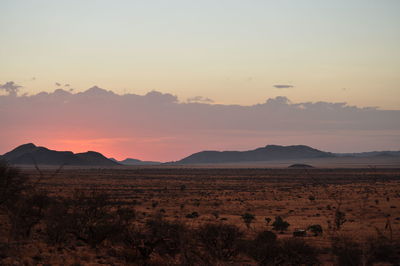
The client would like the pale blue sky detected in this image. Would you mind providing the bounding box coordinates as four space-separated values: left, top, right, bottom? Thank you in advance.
1 0 399 108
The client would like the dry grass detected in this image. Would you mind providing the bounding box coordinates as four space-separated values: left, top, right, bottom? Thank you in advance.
1 166 399 265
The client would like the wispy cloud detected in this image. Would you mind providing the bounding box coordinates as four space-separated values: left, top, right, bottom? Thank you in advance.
273 84 294 89
187 96 214 103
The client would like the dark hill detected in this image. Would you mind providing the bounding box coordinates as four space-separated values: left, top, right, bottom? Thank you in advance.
110 158 161 166
288 164 314 169
2 143 119 166
176 145 334 164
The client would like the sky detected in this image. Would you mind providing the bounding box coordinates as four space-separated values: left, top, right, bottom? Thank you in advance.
1 1 399 161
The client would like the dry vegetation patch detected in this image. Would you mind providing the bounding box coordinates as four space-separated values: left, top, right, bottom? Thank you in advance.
1 164 399 265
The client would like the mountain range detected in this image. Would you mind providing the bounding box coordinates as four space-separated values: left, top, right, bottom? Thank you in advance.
110 158 161 166
1 143 118 166
175 145 335 164
1 143 399 166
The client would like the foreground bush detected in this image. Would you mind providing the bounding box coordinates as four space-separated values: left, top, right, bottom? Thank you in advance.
332 235 400 266
197 223 243 263
0 160 28 208
9 192 50 240
244 230 279 265
278 238 320 265
245 230 320 265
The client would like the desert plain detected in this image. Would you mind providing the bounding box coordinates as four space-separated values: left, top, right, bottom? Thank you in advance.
1 165 399 265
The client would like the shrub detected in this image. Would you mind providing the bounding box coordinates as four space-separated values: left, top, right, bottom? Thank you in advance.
9 192 51 239
68 190 120 247
145 215 187 257
278 238 320 265
366 236 399 264
308 224 323 236
120 215 189 264
331 236 362 266
197 223 243 262
272 216 290 232
44 198 71 244
241 213 255 229
0 160 28 208
255 230 277 244
245 230 279 265
334 210 346 230
115 207 136 226
185 211 199 218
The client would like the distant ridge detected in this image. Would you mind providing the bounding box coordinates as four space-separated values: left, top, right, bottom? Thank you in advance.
175 145 335 164
335 151 400 158
110 158 161 166
1 143 119 166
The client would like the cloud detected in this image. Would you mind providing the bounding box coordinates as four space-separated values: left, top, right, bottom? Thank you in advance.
0 84 399 161
145 90 178 103
55 82 61 87
187 96 214 103
273 84 294 89
0 81 22 96
266 96 291 105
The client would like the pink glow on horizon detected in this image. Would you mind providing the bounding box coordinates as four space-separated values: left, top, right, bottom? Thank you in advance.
1 88 399 161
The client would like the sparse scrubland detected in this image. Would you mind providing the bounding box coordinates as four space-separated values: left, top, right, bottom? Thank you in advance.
1 162 400 265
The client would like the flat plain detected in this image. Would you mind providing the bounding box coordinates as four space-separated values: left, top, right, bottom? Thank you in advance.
2 166 400 265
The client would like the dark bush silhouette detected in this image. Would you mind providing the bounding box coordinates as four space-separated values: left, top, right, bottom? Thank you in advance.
116 207 136 226
119 215 191 264
67 190 122 247
334 210 346 230
245 231 319 265
244 230 279 265
185 211 199 218
308 224 323 236
9 192 51 240
331 236 362 266
197 223 243 262
278 238 320 265
44 199 71 244
255 230 278 244
272 216 290 232
366 236 399 264
241 213 255 229
145 215 187 257
120 227 154 263
0 160 28 208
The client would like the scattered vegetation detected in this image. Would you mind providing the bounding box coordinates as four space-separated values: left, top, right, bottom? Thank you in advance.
1 163 399 265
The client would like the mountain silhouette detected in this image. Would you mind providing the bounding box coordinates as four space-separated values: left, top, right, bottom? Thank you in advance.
1 143 119 166
109 158 161 166
176 145 335 164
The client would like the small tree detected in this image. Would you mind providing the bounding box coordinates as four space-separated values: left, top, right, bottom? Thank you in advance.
265 217 271 225
334 210 346 230
0 160 28 208
241 213 255 229
307 224 323 236
272 216 290 232
197 223 243 262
